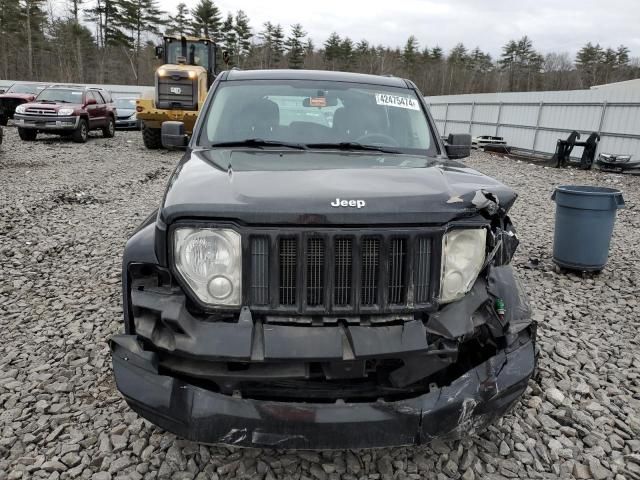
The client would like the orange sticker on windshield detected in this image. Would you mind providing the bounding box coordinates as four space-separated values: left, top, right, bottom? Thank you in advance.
310 97 327 107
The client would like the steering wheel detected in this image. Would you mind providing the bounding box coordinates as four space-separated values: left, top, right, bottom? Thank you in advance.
354 133 399 147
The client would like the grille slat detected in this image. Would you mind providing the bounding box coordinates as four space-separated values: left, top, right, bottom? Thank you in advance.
388 239 407 304
360 238 380 305
334 238 353 306
279 238 298 305
306 238 325 306
414 237 432 303
250 237 269 305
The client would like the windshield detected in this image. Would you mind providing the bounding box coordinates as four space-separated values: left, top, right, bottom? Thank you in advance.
115 98 136 109
199 80 437 155
36 89 84 103
7 83 43 94
166 39 210 69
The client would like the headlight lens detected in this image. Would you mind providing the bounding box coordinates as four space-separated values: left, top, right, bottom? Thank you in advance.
58 108 74 116
440 228 487 304
174 228 242 306
129 112 137 119
15 105 26 114
188 70 197 79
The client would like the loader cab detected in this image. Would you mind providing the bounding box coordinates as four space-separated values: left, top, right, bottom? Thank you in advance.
156 36 216 87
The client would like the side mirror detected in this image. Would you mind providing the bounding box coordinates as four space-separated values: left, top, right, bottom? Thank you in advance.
85 98 97 106
162 121 188 150
445 133 472 159
155 45 164 60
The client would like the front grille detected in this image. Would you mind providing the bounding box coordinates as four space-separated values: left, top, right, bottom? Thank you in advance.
24 107 57 116
156 72 197 110
245 229 439 314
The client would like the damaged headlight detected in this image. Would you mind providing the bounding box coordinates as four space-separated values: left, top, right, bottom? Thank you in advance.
173 228 242 307
440 228 487 304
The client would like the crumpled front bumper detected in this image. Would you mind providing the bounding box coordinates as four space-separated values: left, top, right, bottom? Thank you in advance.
111 331 535 449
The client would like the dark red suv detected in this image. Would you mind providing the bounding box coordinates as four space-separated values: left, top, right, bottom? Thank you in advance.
14 85 116 143
0 83 48 126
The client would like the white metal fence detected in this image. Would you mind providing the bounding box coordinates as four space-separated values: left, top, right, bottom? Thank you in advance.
425 88 640 161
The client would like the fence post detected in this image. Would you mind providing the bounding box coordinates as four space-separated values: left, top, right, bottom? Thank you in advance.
443 103 449 136
532 101 544 154
469 102 475 134
597 101 608 134
495 102 503 137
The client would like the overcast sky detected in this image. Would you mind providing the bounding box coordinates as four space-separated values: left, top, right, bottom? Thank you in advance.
156 0 640 58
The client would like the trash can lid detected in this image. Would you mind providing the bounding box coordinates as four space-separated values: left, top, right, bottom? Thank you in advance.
555 185 621 196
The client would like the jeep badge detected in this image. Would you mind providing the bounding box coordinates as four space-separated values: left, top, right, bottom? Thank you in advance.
331 198 366 208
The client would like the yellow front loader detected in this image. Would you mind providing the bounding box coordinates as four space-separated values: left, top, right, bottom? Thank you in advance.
137 35 217 149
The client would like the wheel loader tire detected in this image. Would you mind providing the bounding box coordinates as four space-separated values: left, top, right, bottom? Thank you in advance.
142 126 162 149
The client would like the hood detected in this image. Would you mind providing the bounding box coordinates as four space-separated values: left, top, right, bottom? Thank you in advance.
0 93 35 101
22 102 82 111
160 149 517 225
117 108 135 117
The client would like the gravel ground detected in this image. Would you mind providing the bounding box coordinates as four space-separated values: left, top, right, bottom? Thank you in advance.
1 126 639 480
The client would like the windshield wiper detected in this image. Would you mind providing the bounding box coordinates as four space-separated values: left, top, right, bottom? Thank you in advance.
209 139 308 150
306 142 401 154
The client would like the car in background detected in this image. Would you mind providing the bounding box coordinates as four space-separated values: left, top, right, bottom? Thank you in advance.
13 85 116 143
0 83 48 126
114 97 141 130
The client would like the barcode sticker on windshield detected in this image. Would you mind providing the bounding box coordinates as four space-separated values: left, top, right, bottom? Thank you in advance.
375 93 420 111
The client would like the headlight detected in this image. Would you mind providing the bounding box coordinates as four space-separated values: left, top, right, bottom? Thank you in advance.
174 228 242 306
15 105 26 114
188 70 197 79
158 68 166 76
440 228 487 303
58 108 74 116
129 112 137 119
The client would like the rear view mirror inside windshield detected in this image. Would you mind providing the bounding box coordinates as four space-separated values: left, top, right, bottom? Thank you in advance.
303 95 338 107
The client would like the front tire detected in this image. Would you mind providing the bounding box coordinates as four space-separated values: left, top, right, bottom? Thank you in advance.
142 125 162 149
72 118 88 143
102 117 115 138
18 128 37 141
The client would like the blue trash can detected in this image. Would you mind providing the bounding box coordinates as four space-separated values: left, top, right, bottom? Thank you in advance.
551 185 625 271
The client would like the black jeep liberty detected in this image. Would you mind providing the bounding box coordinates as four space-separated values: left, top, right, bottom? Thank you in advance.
111 70 536 449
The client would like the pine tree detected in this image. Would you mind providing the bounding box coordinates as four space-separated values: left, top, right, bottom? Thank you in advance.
118 0 164 83
271 23 284 65
21 0 47 79
191 0 221 41
166 3 190 36
285 23 306 69
221 12 235 54
340 37 354 70
575 42 604 87
402 35 419 68
234 10 251 61
258 21 274 67
0 0 22 79
323 32 341 69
